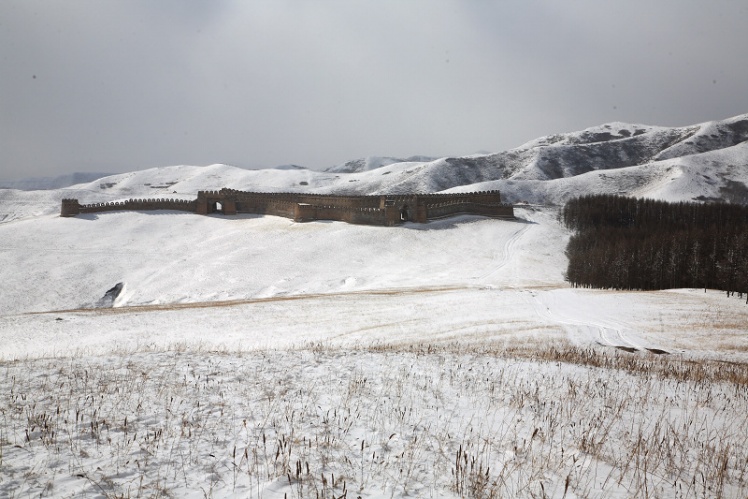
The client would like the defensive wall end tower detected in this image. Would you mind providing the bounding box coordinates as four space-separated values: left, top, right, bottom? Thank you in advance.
61 189 514 225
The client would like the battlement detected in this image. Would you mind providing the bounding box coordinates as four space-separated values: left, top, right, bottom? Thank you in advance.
61 189 514 225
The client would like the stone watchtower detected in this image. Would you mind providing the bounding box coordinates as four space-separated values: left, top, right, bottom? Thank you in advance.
60 199 81 217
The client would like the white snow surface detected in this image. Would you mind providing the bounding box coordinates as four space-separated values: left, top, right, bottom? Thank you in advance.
326 155 439 174
2 116 748 497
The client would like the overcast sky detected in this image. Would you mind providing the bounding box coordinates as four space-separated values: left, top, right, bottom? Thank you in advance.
1 1 747 181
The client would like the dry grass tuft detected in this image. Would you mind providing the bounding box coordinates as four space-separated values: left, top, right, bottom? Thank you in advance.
2 344 748 497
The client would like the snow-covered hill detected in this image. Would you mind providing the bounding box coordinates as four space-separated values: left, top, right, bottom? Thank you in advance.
0 113 745 314
326 155 438 173
332 113 748 202
3 114 746 220
3 115 748 498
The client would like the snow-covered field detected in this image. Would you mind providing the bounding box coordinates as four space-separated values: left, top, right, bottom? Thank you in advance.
2 116 748 497
2 201 747 497
5 344 748 498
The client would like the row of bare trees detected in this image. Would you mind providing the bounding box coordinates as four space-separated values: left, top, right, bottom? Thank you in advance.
562 195 748 301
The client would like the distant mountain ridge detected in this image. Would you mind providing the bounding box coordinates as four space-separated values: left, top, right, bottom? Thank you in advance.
321 113 748 204
0 172 116 190
327 156 439 174
2 114 747 209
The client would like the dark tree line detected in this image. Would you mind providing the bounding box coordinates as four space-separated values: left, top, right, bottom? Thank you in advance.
562 195 748 302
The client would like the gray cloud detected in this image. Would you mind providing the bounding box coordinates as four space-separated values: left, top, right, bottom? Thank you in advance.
1 0 747 181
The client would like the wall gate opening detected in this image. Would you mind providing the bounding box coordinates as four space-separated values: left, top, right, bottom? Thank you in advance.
400 205 409 221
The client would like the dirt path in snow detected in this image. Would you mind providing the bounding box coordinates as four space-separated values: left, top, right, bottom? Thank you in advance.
26 285 469 316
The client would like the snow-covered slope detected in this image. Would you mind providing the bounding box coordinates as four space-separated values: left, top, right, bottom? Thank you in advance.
1 112 747 315
0 207 562 315
345 114 748 203
327 155 438 173
4 114 746 215
3 116 748 498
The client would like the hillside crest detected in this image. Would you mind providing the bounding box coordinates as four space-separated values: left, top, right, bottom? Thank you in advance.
3 114 747 211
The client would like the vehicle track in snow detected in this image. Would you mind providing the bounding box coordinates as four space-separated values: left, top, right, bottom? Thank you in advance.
525 290 644 351
475 221 532 281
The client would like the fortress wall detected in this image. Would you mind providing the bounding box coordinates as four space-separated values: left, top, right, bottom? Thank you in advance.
349 209 389 225
61 189 512 224
293 204 316 222
382 194 411 203
288 193 381 209
290 194 354 208
466 190 502 204
224 190 504 210
225 189 381 207
294 204 389 225
78 198 197 214
417 190 502 205
229 191 298 213
317 206 388 225
224 190 383 209
264 200 297 219
234 198 295 217
426 202 514 220
61 199 80 217
235 200 265 214
235 199 296 216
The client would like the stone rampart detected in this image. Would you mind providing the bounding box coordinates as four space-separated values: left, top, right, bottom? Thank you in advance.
60 199 81 217
417 190 502 205
224 189 383 210
425 202 514 220
76 198 197 215
61 189 513 224
295 204 390 225
265 200 297 219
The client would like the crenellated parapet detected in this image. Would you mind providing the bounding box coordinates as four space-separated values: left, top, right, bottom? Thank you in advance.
61 189 513 224
425 201 514 220
81 198 197 213
63 198 197 216
294 204 400 225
